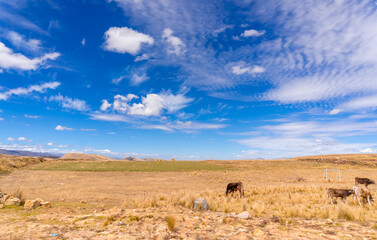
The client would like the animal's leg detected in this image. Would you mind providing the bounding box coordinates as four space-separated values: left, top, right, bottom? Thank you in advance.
368 196 372 206
357 196 362 206
330 196 334 205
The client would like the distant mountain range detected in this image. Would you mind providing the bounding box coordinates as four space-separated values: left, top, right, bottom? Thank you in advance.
0 149 62 158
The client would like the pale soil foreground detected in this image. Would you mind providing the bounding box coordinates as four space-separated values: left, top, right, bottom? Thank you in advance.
0 159 377 239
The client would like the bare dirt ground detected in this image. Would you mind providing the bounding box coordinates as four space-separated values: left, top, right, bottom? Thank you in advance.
0 160 377 239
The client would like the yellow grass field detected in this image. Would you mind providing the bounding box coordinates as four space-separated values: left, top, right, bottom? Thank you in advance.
0 156 377 239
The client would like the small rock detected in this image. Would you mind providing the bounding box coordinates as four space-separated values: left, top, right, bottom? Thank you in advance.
40 201 51 208
236 211 251 220
325 218 333 224
0 194 10 204
4 197 21 206
24 198 51 210
24 199 41 210
193 198 209 211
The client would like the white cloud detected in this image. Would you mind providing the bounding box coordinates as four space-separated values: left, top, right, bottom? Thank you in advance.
111 75 127 85
55 125 74 131
162 28 185 55
360 148 374 153
0 117 3 121
0 81 60 101
257 0 377 104
234 115 377 158
0 42 60 71
102 92 193 117
329 109 342 115
80 128 96 131
6 31 41 52
103 27 154 55
134 53 151 62
47 142 53 146
130 72 149 86
112 94 139 113
25 114 41 119
89 113 132 123
240 29 265 37
128 94 165 116
231 63 265 75
49 94 89 111
18 136 30 141
143 120 227 132
335 95 377 112
7 137 15 141
81 38 86 46
100 100 112 111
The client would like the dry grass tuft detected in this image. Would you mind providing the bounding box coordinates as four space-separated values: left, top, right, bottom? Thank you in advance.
166 215 176 231
103 216 114 227
12 189 25 205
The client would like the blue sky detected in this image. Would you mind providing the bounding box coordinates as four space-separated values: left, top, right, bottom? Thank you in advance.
1 0 377 160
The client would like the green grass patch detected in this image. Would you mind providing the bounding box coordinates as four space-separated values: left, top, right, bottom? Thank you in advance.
25 161 231 172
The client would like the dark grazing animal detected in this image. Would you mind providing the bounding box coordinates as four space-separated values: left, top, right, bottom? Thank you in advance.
328 188 354 204
355 177 375 188
353 185 374 206
226 182 244 198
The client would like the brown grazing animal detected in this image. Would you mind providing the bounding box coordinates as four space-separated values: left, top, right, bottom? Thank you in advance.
226 182 244 198
353 185 374 206
328 188 354 204
355 177 375 187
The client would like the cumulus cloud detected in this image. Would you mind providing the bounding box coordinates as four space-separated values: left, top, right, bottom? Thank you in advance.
162 28 185 55
100 100 112 111
101 92 193 117
0 42 60 71
240 29 265 37
18 136 30 142
103 27 154 55
49 94 89 111
55 125 74 131
7 137 14 141
81 38 86 46
0 81 60 101
6 31 41 52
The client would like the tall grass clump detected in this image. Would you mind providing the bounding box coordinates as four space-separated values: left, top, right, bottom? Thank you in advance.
12 188 26 205
166 215 176 231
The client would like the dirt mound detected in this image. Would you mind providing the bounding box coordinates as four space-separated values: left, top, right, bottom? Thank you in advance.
60 153 115 161
0 154 45 172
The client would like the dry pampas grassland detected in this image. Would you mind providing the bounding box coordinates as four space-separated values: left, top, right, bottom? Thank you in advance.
0 154 377 239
